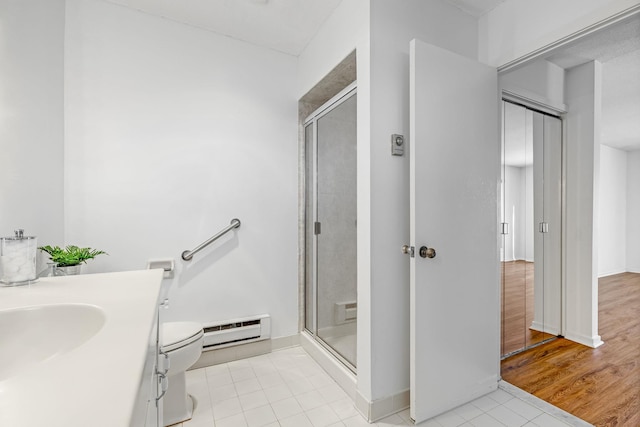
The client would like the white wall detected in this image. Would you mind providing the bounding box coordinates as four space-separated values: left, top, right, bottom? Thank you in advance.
64 0 299 338
367 0 480 404
564 61 603 348
598 145 627 276
299 0 480 407
500 59 566 111
298 0 374 400
627 150 640 272
479 0 640 67
0 0 65 262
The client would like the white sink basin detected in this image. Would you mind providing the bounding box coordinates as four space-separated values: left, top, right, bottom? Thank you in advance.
0 303 106 381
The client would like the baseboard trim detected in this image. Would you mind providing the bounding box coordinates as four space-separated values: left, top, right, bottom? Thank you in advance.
564 331 604 348
190 334 300 369
530 321 560 336
598 269 627 278
356 389 410 422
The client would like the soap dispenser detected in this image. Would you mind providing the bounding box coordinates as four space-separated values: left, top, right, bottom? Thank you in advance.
0 229 38 285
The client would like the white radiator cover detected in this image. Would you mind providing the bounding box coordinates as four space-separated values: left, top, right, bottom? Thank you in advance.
202 314 271 350
334 301 357 324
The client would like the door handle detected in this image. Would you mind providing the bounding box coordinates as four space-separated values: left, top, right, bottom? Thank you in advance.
401 245 415 258
419 246 436 259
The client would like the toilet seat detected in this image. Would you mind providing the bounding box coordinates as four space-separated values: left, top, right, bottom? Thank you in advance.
162 321 204 352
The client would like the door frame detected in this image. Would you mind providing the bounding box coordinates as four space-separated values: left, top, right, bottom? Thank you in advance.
496 6 640 350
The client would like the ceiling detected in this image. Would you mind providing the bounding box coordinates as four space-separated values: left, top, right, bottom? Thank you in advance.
106 0 638 151
444 0 507 17
546 15 640 151
106 0 506 56
105 0 343 56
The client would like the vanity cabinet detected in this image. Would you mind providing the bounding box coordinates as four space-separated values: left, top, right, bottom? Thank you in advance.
133 293 170 426
131 297 163 427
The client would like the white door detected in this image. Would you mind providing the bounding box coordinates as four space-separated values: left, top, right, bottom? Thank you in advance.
409 39 500 423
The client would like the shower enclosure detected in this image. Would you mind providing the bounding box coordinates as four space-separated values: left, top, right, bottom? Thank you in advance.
304 85 357 371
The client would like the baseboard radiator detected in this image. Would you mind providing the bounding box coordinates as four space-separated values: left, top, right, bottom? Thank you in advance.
335 301 357 324
202 314 271 350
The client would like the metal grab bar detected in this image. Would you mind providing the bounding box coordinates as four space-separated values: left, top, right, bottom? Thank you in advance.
181 218 241 261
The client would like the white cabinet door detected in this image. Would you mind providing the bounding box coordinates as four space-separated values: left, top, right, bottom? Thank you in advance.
409 39 500 423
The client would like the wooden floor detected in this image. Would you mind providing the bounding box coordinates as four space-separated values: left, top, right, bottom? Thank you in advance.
501 272 640 427
502 260 555 356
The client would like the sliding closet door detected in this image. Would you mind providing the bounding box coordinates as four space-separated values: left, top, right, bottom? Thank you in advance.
501 101 561 357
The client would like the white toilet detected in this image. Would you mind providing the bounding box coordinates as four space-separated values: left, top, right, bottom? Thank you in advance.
161 321 204 426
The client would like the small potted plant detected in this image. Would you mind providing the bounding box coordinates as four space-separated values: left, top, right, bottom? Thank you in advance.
38 245 108 275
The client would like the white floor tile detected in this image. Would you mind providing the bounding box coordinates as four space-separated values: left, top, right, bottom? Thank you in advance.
213 396 243 420
486 405 528 427
416 419 444 427
185 367 208 384
205 363 230 376
263 383 294 403
434 409 467 427
210 383 238 404
271 396 304 419
328 397 359 420
208 371 233 387
280 412 314 427
471 396 501 412
231 366 255 381
308 372 335 389
453 403 484 421
234 378 262 395
257 372 284 389
530 413 573 427
342 414 375 427
502 398 542 421
316 383 347 403
216 413 248 427
306 404 341 427
188 346 589 427
243 404 278 427
487 389 514 405
286 377 316 395
469 413 506 427
227 359 252 370
296 389 327 411
238 389 269 411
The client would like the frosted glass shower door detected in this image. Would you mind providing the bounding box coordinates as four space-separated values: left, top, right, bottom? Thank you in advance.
304 86 357 370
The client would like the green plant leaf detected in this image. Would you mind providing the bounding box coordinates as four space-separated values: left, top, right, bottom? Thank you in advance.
38 245 108 267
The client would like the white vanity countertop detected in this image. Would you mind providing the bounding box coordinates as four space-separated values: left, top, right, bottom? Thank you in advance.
0 269 164 427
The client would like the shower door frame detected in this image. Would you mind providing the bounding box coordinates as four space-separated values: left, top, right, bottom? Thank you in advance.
303 82 357 373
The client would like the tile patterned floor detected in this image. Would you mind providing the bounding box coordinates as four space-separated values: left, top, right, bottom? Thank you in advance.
173 347 590 427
